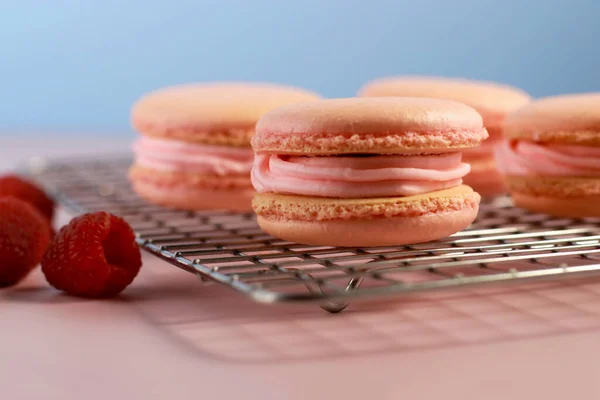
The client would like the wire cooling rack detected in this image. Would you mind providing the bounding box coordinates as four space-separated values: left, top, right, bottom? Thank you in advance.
25 156 600 313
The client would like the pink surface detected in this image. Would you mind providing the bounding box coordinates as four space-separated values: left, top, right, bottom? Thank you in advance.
496 140 600 176
3 135 600 399
252 153 469 198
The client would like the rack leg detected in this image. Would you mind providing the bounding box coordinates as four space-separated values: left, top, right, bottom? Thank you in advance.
320 276 364 313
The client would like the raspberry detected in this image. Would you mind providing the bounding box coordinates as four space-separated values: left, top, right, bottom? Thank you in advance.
0 175 55 222
0 198 52 287
42 212 142 298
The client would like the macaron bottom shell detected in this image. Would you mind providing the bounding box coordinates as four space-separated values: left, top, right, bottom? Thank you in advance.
506 175 600 218
129 166 254 212
512 192 600 218
253 186 480 247
132 181 254 212
256 210 477 247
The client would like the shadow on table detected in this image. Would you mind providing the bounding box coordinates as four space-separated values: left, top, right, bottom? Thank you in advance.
120 256 600 364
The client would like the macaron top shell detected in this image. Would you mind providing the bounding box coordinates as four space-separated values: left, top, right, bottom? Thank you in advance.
504 93 600 146
253 97 488 155
358 77 531 126
132 82 321 146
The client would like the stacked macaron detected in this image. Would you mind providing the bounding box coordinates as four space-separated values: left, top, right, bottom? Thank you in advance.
358 77 531 196
495 93 600 217
251 97 487 247
129 83 320 211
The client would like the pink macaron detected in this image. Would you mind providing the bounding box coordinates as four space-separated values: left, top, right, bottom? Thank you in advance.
251 97 487 247
129 82 321 211
358 77 531 196
496 93 600 217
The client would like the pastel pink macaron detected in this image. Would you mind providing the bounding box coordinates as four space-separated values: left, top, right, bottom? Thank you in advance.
495 93 600 217
358 77 531 196
251 97 487 247
129 82 320 211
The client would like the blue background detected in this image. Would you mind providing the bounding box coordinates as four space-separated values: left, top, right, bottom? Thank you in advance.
2 0 599 133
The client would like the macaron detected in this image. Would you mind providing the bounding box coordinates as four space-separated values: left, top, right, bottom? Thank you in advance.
129 82 321 211
495 93 600 218
251 97 487 247
358 77 531 196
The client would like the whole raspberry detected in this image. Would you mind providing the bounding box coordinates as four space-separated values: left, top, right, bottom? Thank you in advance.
0 175 55 222
42 212 142 298
0 198 52 287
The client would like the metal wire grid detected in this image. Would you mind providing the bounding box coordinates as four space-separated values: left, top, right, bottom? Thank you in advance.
26 156 600 312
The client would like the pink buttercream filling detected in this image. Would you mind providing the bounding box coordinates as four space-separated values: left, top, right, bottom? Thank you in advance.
133 137 253 175
251 153 470 198
495 140 600 176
